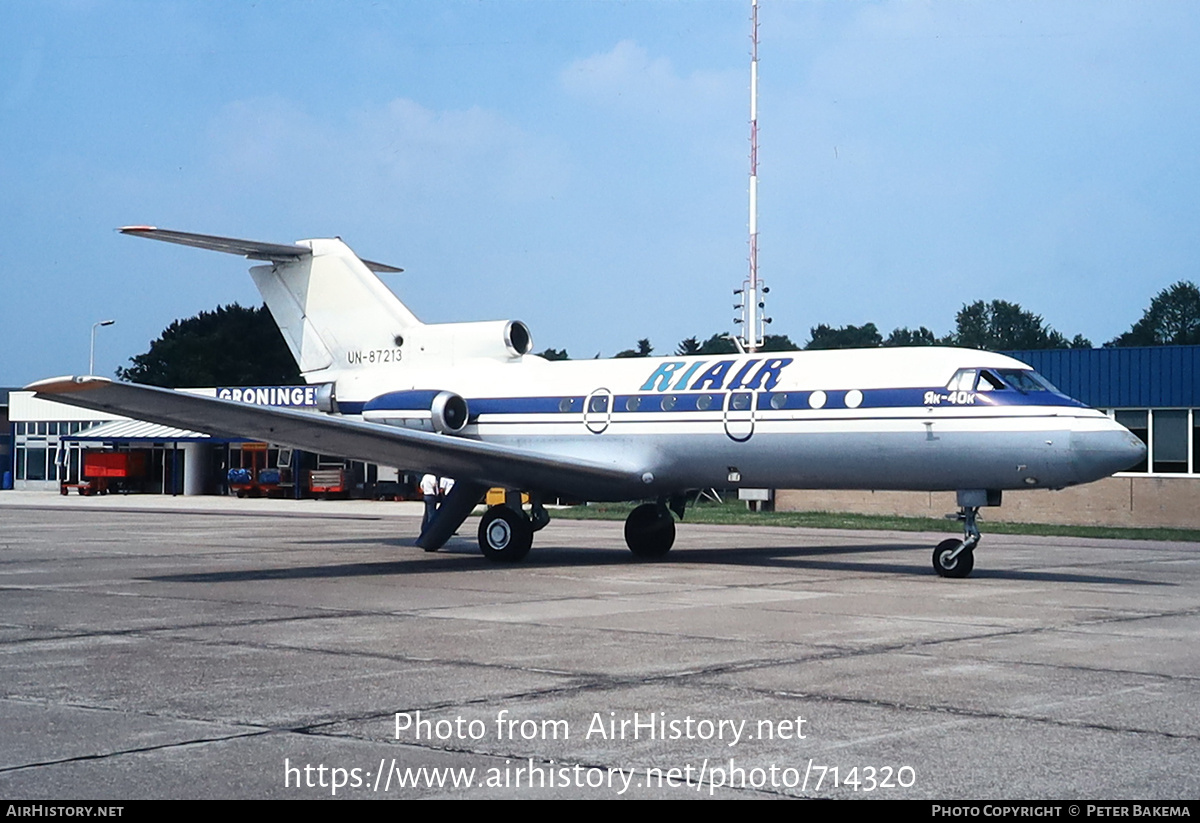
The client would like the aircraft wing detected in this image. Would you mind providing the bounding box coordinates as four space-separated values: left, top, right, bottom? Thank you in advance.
28 377 642 498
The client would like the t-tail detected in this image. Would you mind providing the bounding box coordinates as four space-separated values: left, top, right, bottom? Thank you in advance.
119 227 535 385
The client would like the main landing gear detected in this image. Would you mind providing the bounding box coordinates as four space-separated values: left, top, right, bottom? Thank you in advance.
474 495 681 563
477 494 549 562
624 502 676 559
478 505 533 562
933 503 983 579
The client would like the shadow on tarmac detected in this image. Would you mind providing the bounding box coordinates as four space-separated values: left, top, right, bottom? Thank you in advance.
144 539 1165 587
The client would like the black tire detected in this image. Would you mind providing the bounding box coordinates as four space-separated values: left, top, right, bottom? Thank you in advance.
478 505 533 562
933 538 974 578
624 503 676 559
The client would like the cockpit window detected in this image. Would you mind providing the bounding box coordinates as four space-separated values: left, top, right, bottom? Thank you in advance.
977 370 1006 391
945 369 977 392
946 367 1058 393
995 369 1059 393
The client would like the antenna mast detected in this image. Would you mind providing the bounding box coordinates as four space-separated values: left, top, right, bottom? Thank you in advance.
736 0 770 351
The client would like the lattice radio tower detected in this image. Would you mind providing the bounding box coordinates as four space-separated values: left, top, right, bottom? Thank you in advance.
735 0 771 351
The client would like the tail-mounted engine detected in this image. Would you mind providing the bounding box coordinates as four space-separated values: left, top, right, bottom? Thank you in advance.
403 319 533 363
362 389 470 434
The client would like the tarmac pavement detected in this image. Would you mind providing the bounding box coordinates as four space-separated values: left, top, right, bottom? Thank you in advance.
0 491 1197 799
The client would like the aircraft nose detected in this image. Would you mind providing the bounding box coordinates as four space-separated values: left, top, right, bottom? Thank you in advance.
1070 419 1147 481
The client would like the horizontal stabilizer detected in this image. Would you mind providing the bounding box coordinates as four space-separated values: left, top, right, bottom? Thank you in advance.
119 227 403 273
28 377 642 500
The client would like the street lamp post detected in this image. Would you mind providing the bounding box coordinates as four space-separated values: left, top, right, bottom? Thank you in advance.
89 320 115 375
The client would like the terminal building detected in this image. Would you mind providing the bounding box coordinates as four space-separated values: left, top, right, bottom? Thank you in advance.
4 346 1199 527
3 385 411 500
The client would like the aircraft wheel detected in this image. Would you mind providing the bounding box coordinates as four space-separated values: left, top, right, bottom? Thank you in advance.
624 503 675 559
478 505 533 562
933 538 974 578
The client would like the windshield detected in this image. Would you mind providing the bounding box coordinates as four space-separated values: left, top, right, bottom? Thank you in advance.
944 367 1062 394
995 369 1060 394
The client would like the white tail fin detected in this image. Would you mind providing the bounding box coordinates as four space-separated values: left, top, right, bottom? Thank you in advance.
250 238 421 376
119 228 422 379
119 226 534 380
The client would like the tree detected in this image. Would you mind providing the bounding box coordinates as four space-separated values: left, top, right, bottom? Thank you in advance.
536 347 570 361
615 338 654 358
883 326 940 347
760 333 798 352
1108 281 1200 347
698 333 738 355
677 332 796 355
117 303 301 387
948 300 1088 350
805 322 882 350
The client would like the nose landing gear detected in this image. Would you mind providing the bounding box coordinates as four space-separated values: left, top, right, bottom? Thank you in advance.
933 504 981 578
933 491 998 579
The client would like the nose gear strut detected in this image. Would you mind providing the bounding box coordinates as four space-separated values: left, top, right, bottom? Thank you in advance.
932 505 980 578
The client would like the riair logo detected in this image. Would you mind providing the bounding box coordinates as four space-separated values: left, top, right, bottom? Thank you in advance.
639 358 793 392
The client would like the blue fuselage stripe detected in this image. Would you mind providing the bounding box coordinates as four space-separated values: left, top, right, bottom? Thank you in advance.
357 388 1084 418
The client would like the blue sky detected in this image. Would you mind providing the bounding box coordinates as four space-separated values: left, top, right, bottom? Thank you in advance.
3 1 1198 385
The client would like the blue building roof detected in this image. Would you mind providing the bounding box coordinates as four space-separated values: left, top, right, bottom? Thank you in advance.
1003 346 1200 409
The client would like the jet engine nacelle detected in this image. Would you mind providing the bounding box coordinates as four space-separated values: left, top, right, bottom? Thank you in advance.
361 389 470 434
403 319 533 363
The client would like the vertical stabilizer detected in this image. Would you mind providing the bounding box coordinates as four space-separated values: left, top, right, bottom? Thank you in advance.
118 228 422 380
250 238 422 377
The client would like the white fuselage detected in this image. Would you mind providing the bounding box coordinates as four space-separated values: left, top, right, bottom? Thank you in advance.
103 230 1145 503
340 346 1143 500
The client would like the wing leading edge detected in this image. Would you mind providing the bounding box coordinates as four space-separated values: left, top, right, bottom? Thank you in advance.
28 377 642 499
